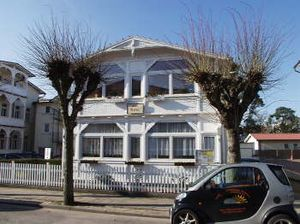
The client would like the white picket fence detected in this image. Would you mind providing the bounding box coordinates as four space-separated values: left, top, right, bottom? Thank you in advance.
0 162 219 193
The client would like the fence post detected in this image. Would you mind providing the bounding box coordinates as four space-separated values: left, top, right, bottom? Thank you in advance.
46 162 50 187
10 161 15 185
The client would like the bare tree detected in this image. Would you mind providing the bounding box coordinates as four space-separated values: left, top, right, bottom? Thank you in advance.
182 13 284 163
23 19 105 205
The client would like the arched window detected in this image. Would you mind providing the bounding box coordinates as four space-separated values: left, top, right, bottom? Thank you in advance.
9 130 21 150
0 67 12 84
11 99 24 119
14 73 26 88
0 95 9 117
0 129 6 150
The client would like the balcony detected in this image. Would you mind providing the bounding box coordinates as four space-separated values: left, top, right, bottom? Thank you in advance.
0 116 25 128
0 82 27 97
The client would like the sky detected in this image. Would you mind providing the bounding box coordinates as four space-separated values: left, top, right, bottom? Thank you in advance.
0 0 299 116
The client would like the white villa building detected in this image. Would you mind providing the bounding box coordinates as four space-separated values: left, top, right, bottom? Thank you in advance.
0 60 46 154
74 37 227 166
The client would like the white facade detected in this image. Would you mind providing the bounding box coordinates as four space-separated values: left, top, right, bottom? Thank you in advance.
0 61 32 153
0 60 46 154
74 37 226 166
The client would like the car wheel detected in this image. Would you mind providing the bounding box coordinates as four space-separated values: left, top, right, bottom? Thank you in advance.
173 209 199 224
267 214 295 224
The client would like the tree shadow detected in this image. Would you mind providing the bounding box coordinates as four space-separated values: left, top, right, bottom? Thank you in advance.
0 199 42 212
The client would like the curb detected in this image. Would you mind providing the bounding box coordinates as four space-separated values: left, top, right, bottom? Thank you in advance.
0 198 170 219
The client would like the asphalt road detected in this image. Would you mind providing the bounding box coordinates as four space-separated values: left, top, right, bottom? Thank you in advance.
0 202 169 224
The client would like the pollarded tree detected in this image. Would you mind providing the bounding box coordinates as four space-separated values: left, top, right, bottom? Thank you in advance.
23 20 105 205
182 13 284 163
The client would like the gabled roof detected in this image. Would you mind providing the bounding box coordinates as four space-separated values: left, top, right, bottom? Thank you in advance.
0 60 34 77
246 133 300 141
28 81 46 95
105 36 185 52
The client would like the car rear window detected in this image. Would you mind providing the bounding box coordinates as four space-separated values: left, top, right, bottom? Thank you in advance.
268 165 290 186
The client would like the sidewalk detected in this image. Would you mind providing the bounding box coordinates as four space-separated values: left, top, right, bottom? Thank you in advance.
0 186 173 219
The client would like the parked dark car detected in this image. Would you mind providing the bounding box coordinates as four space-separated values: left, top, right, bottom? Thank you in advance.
170 162 299 224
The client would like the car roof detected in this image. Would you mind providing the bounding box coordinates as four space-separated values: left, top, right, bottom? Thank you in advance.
221 162 283 169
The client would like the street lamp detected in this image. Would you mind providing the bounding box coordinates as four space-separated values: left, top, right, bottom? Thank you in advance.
294 60 300 73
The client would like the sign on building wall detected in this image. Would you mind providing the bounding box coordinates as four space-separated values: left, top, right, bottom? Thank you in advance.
127 104 144 115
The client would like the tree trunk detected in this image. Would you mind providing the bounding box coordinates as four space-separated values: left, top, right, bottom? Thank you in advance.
226 128 241 164
62 123 74 205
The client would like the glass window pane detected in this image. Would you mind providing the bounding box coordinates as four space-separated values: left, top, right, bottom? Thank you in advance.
149 122 194 133
82 138 100 157
148 74 168 96
174 137 195 158
204 136 215 150
130 137 140 158
148 137 169 159
106 77 124 97
132 76 141 96
102 64 124 74
103 137 123 158
148 59 188 71
209 167 255 188
268 165 290 186
83 124 122 133
87 87 102 98
173 74 194 94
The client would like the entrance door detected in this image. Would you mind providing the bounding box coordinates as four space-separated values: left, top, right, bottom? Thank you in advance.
201 167 268 222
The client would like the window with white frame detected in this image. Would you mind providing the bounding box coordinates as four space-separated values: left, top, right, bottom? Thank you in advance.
148 137 169 159
106 77 124 97
173 74 194 94
9 131 21 150
81 123 123 158
173 137 195 158
147 59 194 96
148 59 188 71
147 122 195 159
103 137 123 158
0 130 6 150
82 138 100 157
130 136 140 158
1 103 7 116
131 75 141 96
203 136 215 150
148 74 169 96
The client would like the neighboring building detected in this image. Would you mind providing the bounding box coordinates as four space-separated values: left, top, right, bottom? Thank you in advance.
34 97 62 157
73 36 227 166
0 60 40 153
23 82 46 152
245 133 300 151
